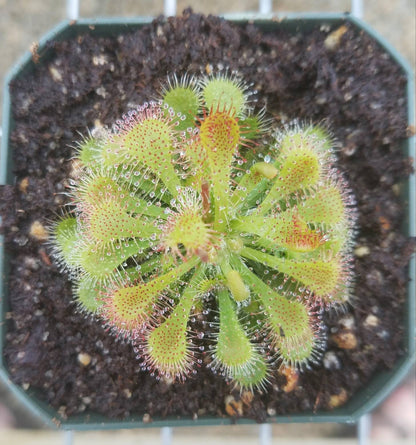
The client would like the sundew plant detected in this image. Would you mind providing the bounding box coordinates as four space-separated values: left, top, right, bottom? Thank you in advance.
52 73 356 390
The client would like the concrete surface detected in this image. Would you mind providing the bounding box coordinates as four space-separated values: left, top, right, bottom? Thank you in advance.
0 0 415 443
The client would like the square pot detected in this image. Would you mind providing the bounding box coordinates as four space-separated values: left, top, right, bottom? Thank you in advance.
0 13 414 429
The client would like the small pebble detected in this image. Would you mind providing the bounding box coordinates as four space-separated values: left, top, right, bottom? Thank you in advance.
377 329 390 340
123 388 132 399
364 314 379 328
29 220 49 241
392 184 400 196
338 315 355 330
18 177 29 193
323 351 341 370
342 143 357 156
280 366 299 393
354 245 370 257
332 330 358 349
315 94 327 105
379 215 391 231
24 256 40 270
224 395 243 417
49 65 63 82
57 406 68 420
344 92 353 102
241 390 254 407
366 269 384 289
142 413 152 423
324 25 348 50
267 406 276 416
328 388 348 408
92 54 108 66
156 25 164 37
96 86 107 98
77 352 92 367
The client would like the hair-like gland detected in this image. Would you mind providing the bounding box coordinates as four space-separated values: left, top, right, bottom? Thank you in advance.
76 239 149 284
180 137 209 184
229 160 277 208
297 183 346 226
74 275 105 314
276 124 335 163
229 353 269 391
265 296 317 366
211 289 269 389
232 257 319 366
74 173 166 219
81 197 159 245
161 73 201 132
66 166 169 285
75 132 107 168
240 245 343 299
159 188 216 261
200 74 251 116
139 278 200 380
50 73 357 389
101 256 200 335
273 299 326 368
51 213 155 286
49 216 80 274
199 110 241 230
257 150 321 215
271 212 323 253
233 210 324 254
101 103 181 197
256 127 336 215
199 111 240 174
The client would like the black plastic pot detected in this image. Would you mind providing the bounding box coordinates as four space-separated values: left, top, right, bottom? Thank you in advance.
0 13 415 430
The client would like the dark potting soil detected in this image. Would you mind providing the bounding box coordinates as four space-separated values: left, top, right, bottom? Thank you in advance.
0 10 415 423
